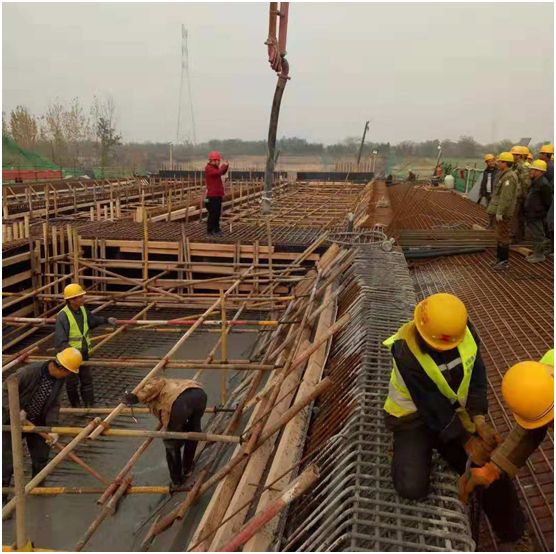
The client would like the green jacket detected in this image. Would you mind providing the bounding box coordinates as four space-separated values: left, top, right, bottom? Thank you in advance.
487 167 519 219
514 160 531 198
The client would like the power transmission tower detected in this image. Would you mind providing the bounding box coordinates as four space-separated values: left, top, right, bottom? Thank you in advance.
176 25 197 145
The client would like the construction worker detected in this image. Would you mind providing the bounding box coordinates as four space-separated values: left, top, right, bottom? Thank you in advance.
487 152 519 270
526 152 533 166
383 292 525 543
2 347 83 502
477 154 497 213
510 145 531 243
407 169 416 182
122 377 207 491
523 160 552 263
538 143 554 185
55 283 117 407
459 350 553 507
205 150 229 236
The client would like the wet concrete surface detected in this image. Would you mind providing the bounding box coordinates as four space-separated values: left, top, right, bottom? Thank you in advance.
2 322 260 551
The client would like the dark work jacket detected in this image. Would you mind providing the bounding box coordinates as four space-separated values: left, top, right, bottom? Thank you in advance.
384 322 488 444
54 305 106 360
523 175 552 221
479 167 497 196
2 362 64 426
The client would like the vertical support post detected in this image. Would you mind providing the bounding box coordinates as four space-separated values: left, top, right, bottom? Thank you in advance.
72 228 80 285
220 288 228 405
142 209 149 286
7 375 29 550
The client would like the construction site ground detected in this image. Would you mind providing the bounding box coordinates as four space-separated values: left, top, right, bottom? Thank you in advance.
1 176 553 552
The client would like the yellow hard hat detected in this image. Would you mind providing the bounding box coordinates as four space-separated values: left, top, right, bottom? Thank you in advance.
414 293 468 351
55 347 82 374
484 154 495 162
502 361 554 429
531 160 547 172
519 146 530 155
510 145 522 155
497 152 514 163
540 144 554 155
64 283 86 300
527 153 533 161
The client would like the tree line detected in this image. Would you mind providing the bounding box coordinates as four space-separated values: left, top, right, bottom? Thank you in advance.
3 100 551 174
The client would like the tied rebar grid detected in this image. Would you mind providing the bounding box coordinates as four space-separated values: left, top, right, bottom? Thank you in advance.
410 251 554 551
279 246 474 552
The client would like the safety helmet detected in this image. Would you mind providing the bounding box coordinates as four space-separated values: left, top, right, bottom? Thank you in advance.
55 347 82 374
414 293 468 351
510 146 522 155
527 153 533 161
519 146 530 156
64 283 86 300
531 160 548 172
497 152 515 163
208 150 222 161
539 144 554 155
502 361 554 429
484 154 495 162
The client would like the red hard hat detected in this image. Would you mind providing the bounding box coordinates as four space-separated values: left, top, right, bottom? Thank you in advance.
208 150 222 161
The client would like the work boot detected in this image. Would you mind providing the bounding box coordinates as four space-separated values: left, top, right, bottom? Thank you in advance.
526 253 546 263
493 260 509 271
511 529 534 552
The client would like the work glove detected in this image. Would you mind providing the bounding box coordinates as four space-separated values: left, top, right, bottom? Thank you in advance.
458 462 502 504
473 415 503 451
121 390 139 406
463 435 492 466
107 317 118 327
19 410 27 424
45 433 59 447
495 213 503 222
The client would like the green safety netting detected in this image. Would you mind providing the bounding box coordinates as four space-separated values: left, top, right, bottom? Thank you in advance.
2 135 59 170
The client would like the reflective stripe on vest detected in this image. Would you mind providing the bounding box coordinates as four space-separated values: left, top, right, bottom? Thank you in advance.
61 305 91 351
383 321 478 418
540 349 554 366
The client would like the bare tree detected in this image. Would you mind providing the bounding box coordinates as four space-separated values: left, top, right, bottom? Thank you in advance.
9 105 39 149
2 111 9 137
41 100 67 165
63 97 91 169
91 94 122 176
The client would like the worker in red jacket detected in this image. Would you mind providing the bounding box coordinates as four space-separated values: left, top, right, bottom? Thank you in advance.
204 151 229 235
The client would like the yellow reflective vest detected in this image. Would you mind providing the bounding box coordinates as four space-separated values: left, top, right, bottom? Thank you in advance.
383 321 478 418
540 349 554 366
61 305 91 351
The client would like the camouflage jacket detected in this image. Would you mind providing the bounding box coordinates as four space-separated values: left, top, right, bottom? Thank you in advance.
486 168 519 219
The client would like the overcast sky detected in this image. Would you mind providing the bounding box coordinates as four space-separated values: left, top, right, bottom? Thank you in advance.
2 2 554 145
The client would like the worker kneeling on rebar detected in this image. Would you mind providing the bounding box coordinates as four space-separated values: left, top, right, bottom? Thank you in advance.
383 293 525 543
122 377 207 491
2 347 82 504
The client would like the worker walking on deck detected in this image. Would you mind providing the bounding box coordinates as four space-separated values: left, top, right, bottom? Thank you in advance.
55 283 117 407
459 349 553 507
523 160 552 263
487 152 519 270
383 292 525 543
122 377 207 491
478 154 498 218
2 348 82 502
205 150 229 236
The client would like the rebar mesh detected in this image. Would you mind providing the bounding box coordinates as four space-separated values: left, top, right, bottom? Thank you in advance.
279 246 474 551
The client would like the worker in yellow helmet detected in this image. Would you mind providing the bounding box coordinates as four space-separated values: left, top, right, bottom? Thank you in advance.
2 347 83 504
383 292 525 542
486 153 519 270
54 283 117 407
538 144 554 248
509 146 531 243
459 350 553 507
478 154 497 214
523 160 552 263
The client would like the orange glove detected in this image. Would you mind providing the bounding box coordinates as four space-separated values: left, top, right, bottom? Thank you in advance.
473 416 503 450
458 462 502 504
464 436 492 466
